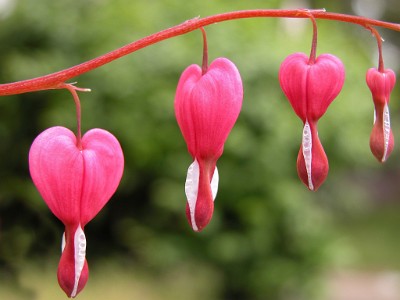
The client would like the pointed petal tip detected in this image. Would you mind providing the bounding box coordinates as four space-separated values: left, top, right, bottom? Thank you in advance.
370 120 394 163
296 134 329 192
297 154 328 192
58 259 89 298
184 160 218 232
185 202 212 232
306 183 315 192
57 225 89 298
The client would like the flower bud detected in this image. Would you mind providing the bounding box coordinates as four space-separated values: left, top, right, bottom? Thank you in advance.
366 68 396 162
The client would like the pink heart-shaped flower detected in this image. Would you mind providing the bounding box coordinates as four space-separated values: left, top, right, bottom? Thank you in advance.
279 52 345 122
366 68 396 162
175 57 243 231
29 126 124 297
279 52 345 190
175 58 243 160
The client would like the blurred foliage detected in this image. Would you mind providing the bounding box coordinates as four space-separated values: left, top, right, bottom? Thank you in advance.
0 0 400 299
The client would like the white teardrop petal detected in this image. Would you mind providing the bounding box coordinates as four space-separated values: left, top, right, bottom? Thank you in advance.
61 232 66 253
302 120 314 191
71 225 86 298
383 103 391 162
211 166 219 201
185 159 200 231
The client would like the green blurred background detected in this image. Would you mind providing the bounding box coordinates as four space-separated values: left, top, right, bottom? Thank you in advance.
1 0 400 299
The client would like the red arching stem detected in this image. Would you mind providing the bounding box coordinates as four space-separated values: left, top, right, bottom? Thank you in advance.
57 83 91 150
0 9 400 96
308 13 318 64
200 27 209 75
367 26 385 72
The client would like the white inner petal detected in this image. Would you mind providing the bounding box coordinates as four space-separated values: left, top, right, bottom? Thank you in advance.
185 159 200 231
184 159 219 231
302 120 314 191
383 103 391 162
61 232 66 253
71 225 86 298
210 166 219 200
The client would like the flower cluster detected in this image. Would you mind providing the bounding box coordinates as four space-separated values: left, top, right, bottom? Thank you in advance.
26 14 398 298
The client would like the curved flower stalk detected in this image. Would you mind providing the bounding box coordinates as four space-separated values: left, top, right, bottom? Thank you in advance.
279 53 345 191
367 68 396 162
29 126 124 297
175 57 243 231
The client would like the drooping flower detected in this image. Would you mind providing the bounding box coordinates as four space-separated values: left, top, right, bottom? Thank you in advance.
279 52 345 190
29 126 124 297
366 68 396 162
175 57 243 231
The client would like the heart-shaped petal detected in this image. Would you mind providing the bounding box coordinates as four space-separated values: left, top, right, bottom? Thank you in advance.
29 127 83 225
174 57 243 160
366 68 396 106
279 52 345 122
79 129 125 225
29 126 124 226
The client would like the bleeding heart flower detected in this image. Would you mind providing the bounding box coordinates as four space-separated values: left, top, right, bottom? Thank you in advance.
29 126 124 297
366 68 396 162
175 57 243 231
279 52 345 190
